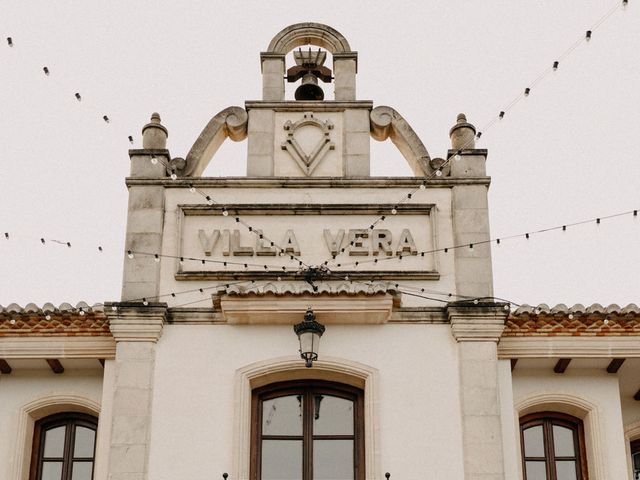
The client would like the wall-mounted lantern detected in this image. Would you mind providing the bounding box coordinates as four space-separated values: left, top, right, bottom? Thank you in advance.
293 307 325 367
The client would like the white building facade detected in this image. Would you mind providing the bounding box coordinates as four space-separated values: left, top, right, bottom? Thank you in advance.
1 23 639 480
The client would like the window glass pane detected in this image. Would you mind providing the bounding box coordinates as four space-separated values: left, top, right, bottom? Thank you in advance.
262 396 303 435
314 395 354 435
261 440 302 480
41 461 63 480
73 426 96 458
525 461 547 480
523 425 545 457
43 426 66 458
553 425 575 457
633 451 640 470
555 460 577 480
314 439 354 480
72 461 93 480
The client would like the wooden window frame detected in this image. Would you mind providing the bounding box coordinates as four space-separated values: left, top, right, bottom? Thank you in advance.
520 411 588 480
251 380 364 480
29 412 98 480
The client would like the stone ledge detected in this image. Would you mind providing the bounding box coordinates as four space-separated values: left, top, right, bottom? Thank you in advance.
448 303 509 342
126 176 492 188
220 294 393 324
498 336 640 358
105 303 166 342
0 336 116 359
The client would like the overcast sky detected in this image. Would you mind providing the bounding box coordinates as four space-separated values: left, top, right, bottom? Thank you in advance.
1 0 638 308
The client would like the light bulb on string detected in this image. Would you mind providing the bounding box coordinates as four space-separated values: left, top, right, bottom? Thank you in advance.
391 207 398 215
419 183 426 190
553 61 559 71
585 30 592 41
622 0 628 9
170 172 177 180
222 207 228 217
154 254 160 263
189 185 196 193
454 151 462 161
151 156 158 165
206 196 214 205
435 170 442 177
127 250 134 259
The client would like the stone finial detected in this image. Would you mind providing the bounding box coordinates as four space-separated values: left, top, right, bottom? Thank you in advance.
449 113 476 150
142 112 168 149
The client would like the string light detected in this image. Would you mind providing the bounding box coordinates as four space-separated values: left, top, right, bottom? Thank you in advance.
75 93 81 101
324 208 638 269
553 61 559 71
586 30 592 41
128 136 134 144
151 156 158 165
3 2 632 297
321 0 628 268
7 37 13 47
43 66 49 76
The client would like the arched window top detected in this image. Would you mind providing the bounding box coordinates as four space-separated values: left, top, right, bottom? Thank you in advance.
252 380 364 480
30 412 98 480
520 412 587 480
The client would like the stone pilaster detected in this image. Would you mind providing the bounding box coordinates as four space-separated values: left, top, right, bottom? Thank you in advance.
448 303 508 480
449 114 493 299
333 52 357 101
260 53 285 101
105 303 166 480
122 114 169 301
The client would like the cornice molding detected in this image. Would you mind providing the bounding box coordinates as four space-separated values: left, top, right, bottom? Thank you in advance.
498 336 640 358
105 303 167 342
447 303 509 342
0 336 116 359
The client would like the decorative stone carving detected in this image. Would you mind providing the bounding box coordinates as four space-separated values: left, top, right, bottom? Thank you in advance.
183 106 248 177
370 106 432 176
281 113 335 175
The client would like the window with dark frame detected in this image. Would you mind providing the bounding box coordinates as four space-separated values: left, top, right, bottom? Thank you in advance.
30 412 98 480
251 380 364 480
520 412 588 480
631 439 640 480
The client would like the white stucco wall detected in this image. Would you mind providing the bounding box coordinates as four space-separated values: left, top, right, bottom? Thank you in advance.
512 368 629 480
0 367 103 480
148 323 464 480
